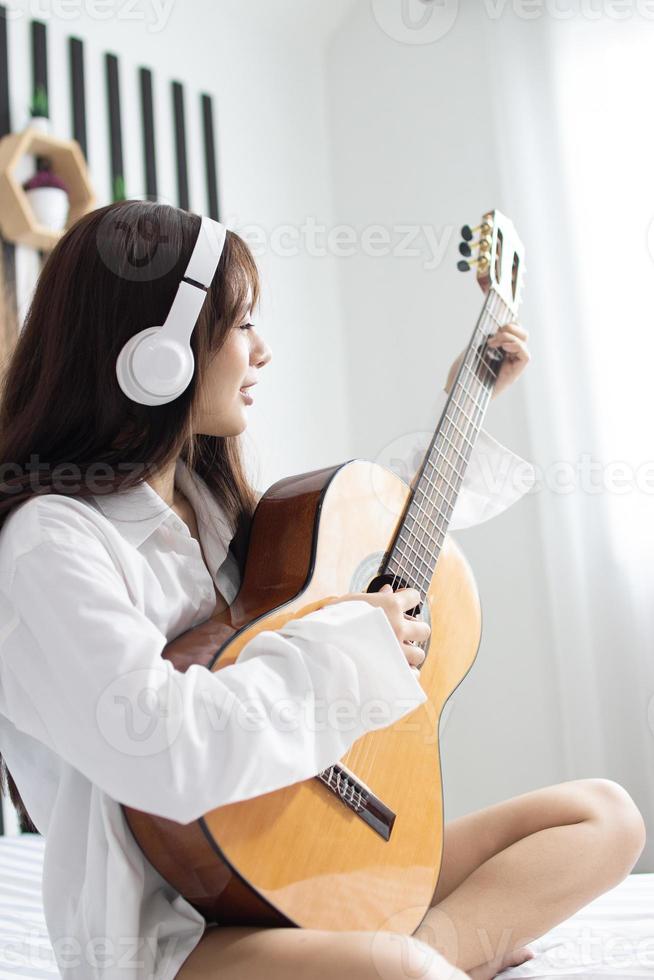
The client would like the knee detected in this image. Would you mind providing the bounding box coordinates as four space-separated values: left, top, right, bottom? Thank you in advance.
577 778 646 877
372 932 467 980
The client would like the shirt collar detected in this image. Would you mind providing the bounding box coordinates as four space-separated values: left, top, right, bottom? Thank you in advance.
91 458 236 568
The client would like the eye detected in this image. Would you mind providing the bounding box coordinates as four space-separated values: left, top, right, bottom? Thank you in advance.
239 322 254 331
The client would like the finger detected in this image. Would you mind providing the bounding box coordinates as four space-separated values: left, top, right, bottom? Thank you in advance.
487 329 528 349
404 618 431 642
403 642 426 667
491 321 528 341
494 338 530 361
395 587 422 611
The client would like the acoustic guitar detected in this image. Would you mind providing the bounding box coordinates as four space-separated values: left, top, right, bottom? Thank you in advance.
123 209 526 935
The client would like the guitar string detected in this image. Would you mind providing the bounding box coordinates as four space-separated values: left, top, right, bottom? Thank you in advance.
389 288 507 602
356 288 512 776
392 290 499 596
395 289 507 596
355 290 506 778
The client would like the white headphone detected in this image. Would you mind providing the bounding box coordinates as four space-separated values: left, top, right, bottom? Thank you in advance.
115 215 227 406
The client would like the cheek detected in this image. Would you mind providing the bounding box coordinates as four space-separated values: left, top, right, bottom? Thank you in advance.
232 332 251 375
208 333 249 392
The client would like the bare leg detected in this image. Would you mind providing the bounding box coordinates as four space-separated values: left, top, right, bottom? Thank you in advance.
413 778 646 979
177 924 470 980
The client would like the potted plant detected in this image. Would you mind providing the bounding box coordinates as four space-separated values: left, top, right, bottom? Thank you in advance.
28 85 50 134
22 161 69 232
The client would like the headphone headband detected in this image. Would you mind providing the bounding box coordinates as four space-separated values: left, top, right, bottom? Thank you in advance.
184 217 226 286
115 214 227 406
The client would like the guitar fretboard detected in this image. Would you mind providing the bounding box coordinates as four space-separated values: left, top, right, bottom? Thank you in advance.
383 288 512 598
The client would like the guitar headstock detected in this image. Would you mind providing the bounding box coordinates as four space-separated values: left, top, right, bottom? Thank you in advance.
457 209 525 316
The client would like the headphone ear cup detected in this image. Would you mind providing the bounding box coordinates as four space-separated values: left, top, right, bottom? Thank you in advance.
116 326 195 406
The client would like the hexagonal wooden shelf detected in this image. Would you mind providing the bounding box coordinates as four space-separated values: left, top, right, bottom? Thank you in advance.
0 126 96 251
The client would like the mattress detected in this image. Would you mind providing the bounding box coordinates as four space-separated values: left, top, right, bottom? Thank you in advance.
0 833 652 978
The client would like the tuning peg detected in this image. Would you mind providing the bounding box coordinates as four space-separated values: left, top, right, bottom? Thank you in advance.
457 256 489 273
461 221 492 242
459 237 491 258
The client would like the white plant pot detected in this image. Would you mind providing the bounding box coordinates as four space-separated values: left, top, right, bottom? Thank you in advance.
28 116 50 135
24 187 69 231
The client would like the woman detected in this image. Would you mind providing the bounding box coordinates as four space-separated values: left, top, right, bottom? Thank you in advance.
0 201 644 980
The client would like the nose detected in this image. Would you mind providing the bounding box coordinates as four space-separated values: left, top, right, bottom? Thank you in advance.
254 336 272 369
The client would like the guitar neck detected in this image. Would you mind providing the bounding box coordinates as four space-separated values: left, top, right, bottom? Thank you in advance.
383 287 512 595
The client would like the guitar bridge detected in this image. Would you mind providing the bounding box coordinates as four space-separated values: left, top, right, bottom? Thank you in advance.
315 762 395 840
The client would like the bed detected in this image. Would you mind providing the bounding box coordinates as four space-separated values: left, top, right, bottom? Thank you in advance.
0 833 652 978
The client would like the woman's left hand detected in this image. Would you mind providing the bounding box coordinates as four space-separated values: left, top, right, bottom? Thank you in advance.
444 321 531 400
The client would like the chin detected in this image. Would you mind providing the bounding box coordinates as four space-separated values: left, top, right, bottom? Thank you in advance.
196 415 248 439
226 414 249 436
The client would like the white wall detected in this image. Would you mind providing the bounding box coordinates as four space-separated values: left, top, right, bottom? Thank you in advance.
325 2 566 822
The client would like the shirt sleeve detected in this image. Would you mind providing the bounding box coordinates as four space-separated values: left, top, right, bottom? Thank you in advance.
401 390 535 531
0 525 426 827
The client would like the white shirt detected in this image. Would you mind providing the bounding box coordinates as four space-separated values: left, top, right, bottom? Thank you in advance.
0 422 532 980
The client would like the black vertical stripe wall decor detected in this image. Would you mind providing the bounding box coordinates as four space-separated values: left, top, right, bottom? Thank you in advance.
30 20 48 115
30 20 53 271
105 53 125 202
69 37 87 161
171 81 189 211
139 67 157 201
0 4 16 381
201 93 220 221
30 19 49 268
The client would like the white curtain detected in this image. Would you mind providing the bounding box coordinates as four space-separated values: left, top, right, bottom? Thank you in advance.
485 14 654 868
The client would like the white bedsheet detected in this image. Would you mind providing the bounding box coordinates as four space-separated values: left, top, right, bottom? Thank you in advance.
0 834 652 978
502 873 654 978
0 834 58 977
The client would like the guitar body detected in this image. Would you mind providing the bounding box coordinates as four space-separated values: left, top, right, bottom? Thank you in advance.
123 458 482 934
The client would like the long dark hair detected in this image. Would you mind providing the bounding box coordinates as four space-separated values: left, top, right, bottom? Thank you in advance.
0 200 261 832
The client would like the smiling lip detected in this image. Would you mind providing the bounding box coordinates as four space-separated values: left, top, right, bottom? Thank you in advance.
239 386 254 404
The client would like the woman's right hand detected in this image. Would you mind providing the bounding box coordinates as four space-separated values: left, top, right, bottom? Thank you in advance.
322 584 430 677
